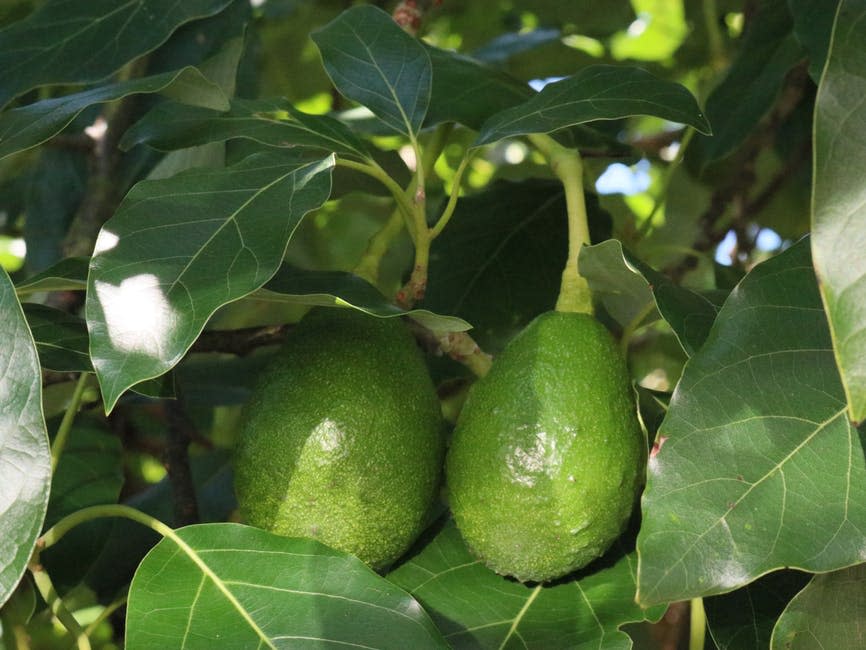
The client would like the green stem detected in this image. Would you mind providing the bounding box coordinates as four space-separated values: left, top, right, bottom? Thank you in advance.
690 598 707 650
619 300 658 356
50 373 90 473
84 591 128 638
703 0 725 70
30 566 91 650
431 152 472 239
528 134 593 314
335 158 416 231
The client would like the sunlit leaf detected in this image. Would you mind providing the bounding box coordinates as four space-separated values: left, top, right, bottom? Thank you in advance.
770 564 866 649
637 239 866 606
0 267 49 607
388 522 665 649
0 0 233 107
121 98 371 159
311 5 431 137
811 0 866 424
475 65 711 147
86 150 334 412
126 523 448 649
0 66 228 162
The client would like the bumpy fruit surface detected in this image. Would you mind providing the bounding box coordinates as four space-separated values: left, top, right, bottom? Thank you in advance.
446 311 644 582
233 308 444 569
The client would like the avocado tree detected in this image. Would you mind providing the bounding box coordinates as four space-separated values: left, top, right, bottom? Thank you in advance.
0 0 863 648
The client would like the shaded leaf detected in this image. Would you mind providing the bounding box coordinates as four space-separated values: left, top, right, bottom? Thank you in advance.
40 421 123 590
86 150 334 412
811 0 866 424
0 66 228 162
704 570 810 650
23 304 90 372
126 523 448 649
15 257 89 295
388 522 665 649
423 180 568 352
580 240 718 356
312 5 431 137
770 563 866 649
424 44 531 130
690 0 804 166
472 28 563 64
788 0 840 81
475 65 711 147
121 98 370 159
0 267 49 607
636 239 866 606
0 0 233 107
255 265 470 333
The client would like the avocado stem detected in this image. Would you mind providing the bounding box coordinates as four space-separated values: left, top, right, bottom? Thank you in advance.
528 134 594 315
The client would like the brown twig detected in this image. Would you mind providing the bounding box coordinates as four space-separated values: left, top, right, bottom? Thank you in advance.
190 324 291 356
164 398 200 527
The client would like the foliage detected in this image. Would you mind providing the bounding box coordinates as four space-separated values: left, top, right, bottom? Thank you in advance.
0 0 862 648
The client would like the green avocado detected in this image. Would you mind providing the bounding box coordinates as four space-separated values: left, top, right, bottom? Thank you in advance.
233 308 444 569
446 311 645 582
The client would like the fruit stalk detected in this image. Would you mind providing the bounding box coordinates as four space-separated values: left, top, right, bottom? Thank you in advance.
528 134 594 315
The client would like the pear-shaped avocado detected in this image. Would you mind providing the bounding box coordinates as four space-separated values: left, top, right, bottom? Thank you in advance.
233 308 444 569
446 311 644 582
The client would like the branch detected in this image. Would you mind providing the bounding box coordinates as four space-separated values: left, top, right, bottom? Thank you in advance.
164 398 200 527
190 324 291 356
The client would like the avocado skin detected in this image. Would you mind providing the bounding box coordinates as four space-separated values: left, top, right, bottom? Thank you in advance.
233 308 444 569
446 311 644 582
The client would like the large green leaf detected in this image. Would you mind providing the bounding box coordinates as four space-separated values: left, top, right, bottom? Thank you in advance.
704 570 809 650
311 5 431 137
121 98 371 159
424 44 531 130
0 267 49 607
126 523 448 649
0 0 233 107
388 522 665 649
255 265 470 333
812 0 866 425
0 66 228 162
690 0 804 167
770 564 866 649
86 150 334 412
23 303 90 372
636 239 866 606
580 240 718 356
475 65 711 147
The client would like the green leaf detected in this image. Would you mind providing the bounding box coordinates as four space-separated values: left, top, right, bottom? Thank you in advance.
126 523 448 649
86 150 334 413
121 98 371 159
0 66 229 162
636 239 866 606
475 65 711 147
424 180 569 352
388 522 665 649
770 564 866 649
788 0 840 81
0 0 233 107
690 0 804 166
23 303 91 372
0 267 49 607
41 421 124 590
812 0 866 425
580 240 718 356
424 44 531 130
15 257 89 295
311 5 431 137
255 265 470 333
704 570 809 650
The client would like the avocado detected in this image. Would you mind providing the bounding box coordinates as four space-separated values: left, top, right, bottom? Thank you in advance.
446 311 644 582
233 308 444 569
